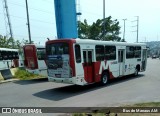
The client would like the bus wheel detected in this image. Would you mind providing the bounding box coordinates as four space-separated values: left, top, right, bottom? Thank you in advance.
134 68 138 76
101 72 108 85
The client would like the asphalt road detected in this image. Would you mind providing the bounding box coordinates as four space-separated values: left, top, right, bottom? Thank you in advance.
0 58 160 108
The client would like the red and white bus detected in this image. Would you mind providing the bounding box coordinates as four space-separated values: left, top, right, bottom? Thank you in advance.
23 44 47 77
0 48 24 71
46 39 147 85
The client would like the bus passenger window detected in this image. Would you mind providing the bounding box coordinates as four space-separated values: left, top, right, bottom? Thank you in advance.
15 52 19 59
12 52 15 59
2 51 8 60
105 46 116 60
134 46 141 58
75 45 81 63
126 46 134 59
96 45 104 61
0 51 2 60
8 51 13 60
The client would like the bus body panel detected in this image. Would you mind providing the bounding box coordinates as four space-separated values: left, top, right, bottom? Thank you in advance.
46 39 147 85
23 44 47 77
0 48 23 71
24 45 38 69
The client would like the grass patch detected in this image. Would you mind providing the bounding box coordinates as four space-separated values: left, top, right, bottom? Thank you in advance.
13 68 43 80
130 102 160 107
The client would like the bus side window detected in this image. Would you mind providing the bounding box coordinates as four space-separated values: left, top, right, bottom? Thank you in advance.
95 45 104 61
15 52 19 59
8 51 13 60
134 46 141 58
0 51 2 60
12 52 16 59
126 46 134 59
105 46 116 60
2 51 8 60
75 45 81 63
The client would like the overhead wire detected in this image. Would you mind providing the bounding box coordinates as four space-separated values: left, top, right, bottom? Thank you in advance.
8 2 54 15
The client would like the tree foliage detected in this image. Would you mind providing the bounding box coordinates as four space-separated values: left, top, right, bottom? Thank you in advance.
78 16 122 41
0 35 34 49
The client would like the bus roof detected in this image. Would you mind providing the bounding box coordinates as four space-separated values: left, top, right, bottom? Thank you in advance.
24 44 45 49
46 38 146 46
0 48 18 52
75 39 146 46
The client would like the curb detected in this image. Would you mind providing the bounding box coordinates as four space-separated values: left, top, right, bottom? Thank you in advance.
0 68 18 82
0 79 19 84
0 72 4 81
1 69 13 80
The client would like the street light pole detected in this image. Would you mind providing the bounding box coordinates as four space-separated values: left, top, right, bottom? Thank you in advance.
122 19 127 41
25 0 32 44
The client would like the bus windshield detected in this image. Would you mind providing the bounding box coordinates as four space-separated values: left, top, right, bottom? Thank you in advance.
46 43 69 55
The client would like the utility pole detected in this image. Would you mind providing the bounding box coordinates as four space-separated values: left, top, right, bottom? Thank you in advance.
122 19 127 41
3 0 13 39
25 0 32 44
76 0 82 38
131 16 139 43
76 0 82 21
136 16 139 43
3 0 14 48
103 0 106 40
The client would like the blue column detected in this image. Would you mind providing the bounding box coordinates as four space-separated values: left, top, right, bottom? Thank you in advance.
54 0 78 39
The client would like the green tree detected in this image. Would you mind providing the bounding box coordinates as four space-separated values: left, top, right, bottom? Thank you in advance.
78 16 121 41
0 35 34 49
78 19 90 39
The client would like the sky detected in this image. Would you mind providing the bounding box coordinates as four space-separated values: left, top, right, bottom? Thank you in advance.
0 0 160 46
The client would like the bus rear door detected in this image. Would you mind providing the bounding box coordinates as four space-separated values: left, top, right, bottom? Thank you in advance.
83 50 94 83
118 49 125 76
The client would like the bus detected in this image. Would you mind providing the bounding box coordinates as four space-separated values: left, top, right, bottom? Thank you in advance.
46 39 147 85
0 48 24 71
23 44 47 77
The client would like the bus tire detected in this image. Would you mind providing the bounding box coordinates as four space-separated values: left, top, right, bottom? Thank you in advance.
134 68 139 76
101 72 108 85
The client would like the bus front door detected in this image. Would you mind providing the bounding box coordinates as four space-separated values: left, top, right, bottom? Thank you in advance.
118 50 125 76
83 50 94 83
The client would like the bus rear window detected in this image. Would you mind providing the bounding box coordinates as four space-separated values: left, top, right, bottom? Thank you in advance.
47 43 69 55
37 48 46 60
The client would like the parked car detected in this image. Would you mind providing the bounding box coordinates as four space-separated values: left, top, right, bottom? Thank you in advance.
152 55 157 59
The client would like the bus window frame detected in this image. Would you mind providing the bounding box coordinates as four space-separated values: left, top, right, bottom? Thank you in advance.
75 44 81 63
